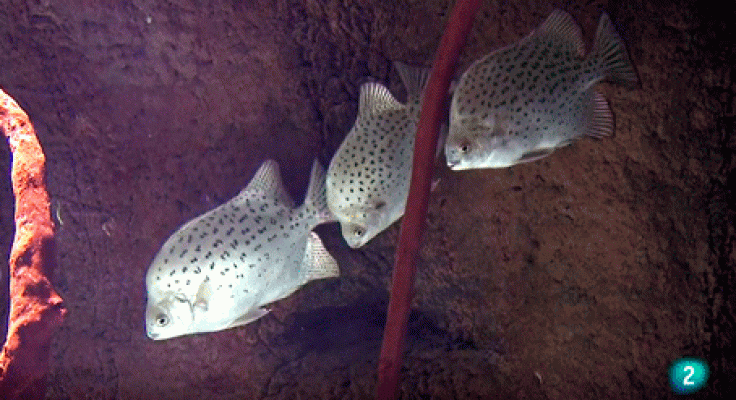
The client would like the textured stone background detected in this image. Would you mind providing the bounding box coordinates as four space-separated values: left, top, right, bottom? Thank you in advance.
0 0 733 398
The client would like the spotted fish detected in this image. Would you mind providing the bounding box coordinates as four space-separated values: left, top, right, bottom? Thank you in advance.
145 159 338 340
326 62 429 248
445 9 638 170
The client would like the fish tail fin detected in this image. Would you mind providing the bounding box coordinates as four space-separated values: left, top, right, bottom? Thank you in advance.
303 232 340 282
592 13 638 86
304 159 336 224
393 61 431 102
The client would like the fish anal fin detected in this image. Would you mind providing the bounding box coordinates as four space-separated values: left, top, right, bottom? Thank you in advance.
587 91 613 138
303 232 340 281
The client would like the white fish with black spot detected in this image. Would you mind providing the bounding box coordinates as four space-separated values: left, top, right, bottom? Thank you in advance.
145 159 338 340
326 62 430 248
445 9 638 170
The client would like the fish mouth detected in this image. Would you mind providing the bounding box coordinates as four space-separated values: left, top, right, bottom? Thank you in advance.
446 159 468 171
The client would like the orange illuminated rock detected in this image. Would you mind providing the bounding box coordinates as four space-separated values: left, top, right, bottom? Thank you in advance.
0 89 67 399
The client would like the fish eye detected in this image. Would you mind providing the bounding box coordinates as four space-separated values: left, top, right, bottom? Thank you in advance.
459 142 471 154
353 227 365 237
155 313 169 327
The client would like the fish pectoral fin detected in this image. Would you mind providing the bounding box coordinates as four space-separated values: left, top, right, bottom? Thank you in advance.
194 279 212 312
227 308 270 329
517 148 556 164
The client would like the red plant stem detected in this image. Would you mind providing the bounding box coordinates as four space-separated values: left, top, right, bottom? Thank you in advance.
0 89 66 399
375 1 481 399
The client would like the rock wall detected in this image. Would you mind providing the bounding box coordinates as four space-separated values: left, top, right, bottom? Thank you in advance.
0 0 733 398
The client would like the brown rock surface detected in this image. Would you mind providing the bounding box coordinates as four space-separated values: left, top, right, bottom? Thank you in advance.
0 0 733 398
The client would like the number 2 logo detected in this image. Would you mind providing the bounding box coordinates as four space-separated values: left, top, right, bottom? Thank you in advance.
670 357 708 394
683 365 695 386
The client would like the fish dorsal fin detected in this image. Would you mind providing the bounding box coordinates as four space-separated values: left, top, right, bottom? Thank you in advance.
393 61 431 101
241 159 294 207
302 232 340 282
358 82 403 120
225 308 270 329
303 159 335 224
592 13 639 85
531 9 585 57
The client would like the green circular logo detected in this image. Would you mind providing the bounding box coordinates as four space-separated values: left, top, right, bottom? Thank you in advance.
669 357 709 395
